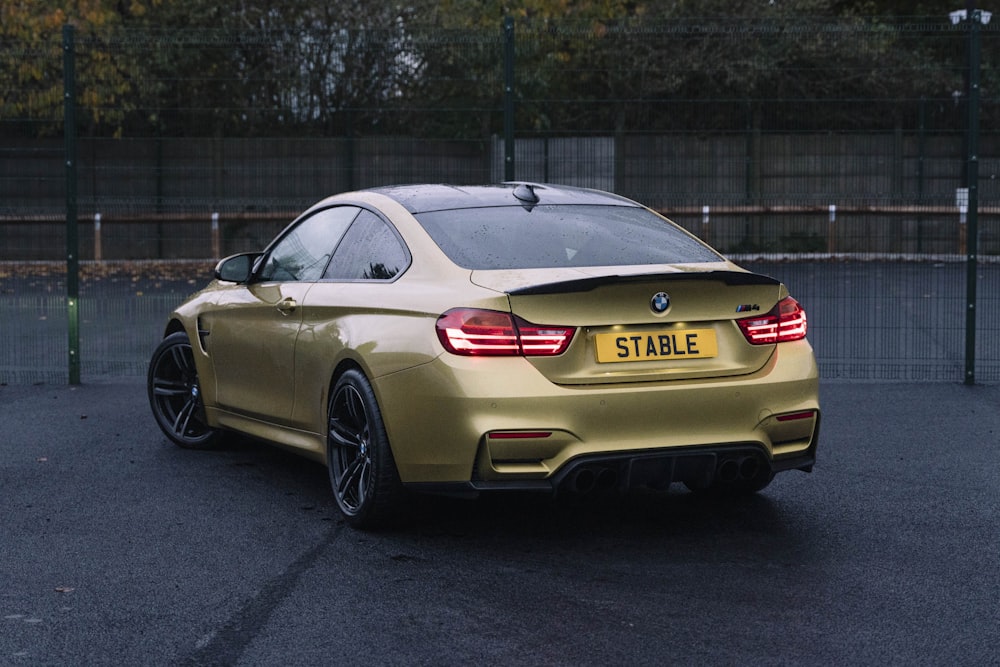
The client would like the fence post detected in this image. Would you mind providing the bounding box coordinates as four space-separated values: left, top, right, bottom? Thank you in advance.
961 7 986 385
503 16 515 181
94 213 102 261
917 96 927 253
957 187 968 256
211 212 221 259
63 24 80 385
827 205 837 253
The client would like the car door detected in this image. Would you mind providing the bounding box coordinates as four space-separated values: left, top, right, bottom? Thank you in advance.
208 206 360 423
288 209 412 431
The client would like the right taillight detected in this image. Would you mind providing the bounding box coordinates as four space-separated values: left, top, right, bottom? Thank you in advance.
737 297 808 345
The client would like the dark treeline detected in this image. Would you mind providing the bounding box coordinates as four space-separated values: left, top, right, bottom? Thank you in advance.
1 1 997 139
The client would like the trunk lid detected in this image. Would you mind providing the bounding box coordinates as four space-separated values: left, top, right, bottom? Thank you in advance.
472 265 784 385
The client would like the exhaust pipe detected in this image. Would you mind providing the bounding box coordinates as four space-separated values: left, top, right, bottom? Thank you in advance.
739 455 761 480
595 467 618 493
717 455 764 483
568 466 619 495
570 467 596 494
718 458 741 483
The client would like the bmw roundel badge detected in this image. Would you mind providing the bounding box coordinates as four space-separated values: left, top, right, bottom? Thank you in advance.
650 292 671 313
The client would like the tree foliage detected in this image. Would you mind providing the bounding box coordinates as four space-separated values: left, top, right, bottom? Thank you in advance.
0 0 161 134
0 0 993 138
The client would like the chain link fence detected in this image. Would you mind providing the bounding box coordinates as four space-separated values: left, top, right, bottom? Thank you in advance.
1 15 998 383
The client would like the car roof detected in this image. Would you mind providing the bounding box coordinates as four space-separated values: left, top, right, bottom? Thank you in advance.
366 182 639 214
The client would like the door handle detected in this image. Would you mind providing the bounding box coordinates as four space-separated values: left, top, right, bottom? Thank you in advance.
276 297 297 315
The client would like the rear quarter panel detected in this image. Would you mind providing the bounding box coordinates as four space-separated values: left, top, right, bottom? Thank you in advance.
287 276 511 435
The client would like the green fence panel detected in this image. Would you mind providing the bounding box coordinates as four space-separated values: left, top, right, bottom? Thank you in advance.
1 15 998 383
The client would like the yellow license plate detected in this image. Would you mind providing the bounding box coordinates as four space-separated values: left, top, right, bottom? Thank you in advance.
594 329 718 363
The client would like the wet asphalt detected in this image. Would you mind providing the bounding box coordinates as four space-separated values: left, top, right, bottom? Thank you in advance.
2 379 999 666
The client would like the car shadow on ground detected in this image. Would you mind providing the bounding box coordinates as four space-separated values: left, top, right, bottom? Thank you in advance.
192 433 798 547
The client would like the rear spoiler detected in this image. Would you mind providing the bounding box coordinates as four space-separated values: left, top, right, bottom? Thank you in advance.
508 270 780 296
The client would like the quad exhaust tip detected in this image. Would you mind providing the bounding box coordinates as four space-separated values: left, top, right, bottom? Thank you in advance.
568 466 619 495
563 452 767 496
717 455 762 483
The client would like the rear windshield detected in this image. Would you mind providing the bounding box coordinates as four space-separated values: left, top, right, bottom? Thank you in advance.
414 204 722 270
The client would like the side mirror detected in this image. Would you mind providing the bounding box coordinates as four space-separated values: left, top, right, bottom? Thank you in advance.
214 253 258 283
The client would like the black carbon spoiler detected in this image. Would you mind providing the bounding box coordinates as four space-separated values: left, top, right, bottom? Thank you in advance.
508 270 780 296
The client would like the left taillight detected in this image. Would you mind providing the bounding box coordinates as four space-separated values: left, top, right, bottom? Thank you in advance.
436 308 575 357
737 297 808 345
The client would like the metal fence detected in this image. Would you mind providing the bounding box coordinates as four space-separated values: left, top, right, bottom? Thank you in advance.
1 14 999 384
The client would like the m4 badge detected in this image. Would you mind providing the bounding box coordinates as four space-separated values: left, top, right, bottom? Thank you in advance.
735 304 761 313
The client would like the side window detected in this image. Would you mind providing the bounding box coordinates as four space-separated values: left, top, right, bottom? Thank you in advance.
257 206 360 281
323 210 409 281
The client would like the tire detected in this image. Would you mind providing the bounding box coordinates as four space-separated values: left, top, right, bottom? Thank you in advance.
147 332 220 449
326 369 405 529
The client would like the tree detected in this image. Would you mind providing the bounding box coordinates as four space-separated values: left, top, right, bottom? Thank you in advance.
0 0 159 135
110 0 431 136
1 0 989 138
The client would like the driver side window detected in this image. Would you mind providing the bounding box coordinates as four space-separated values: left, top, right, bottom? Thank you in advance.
258 206 360 281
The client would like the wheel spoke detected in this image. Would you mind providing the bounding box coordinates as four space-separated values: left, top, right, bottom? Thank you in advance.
152 377 188 398
352 457 370 507
328 416 360 449
329 386 367 449
345 388 364 422
337 453 367 499
168 344 194 376
171 394 199 437
346 392 373 461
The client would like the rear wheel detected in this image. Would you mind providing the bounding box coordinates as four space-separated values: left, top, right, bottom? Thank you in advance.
147 332 219 449
327 369 405 529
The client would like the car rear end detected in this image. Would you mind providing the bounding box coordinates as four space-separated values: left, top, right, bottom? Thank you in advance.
372 184 820 496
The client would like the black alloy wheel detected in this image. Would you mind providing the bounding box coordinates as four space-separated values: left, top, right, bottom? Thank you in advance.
147 332 219 449
327 369 404 528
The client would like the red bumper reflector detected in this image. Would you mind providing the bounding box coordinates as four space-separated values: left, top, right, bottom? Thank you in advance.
776 410 816 422
487 431 553 439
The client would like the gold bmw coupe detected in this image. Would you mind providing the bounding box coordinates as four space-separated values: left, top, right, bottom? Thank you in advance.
148 183 820 528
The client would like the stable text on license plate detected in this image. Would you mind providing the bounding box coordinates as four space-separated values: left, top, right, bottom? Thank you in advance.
594 329 718 363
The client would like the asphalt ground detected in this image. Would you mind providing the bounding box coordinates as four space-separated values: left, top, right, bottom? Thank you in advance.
2 379 999 666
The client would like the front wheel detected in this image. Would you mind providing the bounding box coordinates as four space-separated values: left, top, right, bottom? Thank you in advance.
147 332 219 449
327 369 405 529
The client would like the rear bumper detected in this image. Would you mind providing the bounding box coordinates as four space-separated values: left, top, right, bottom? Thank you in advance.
408 421 819 499
375 340 820 486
